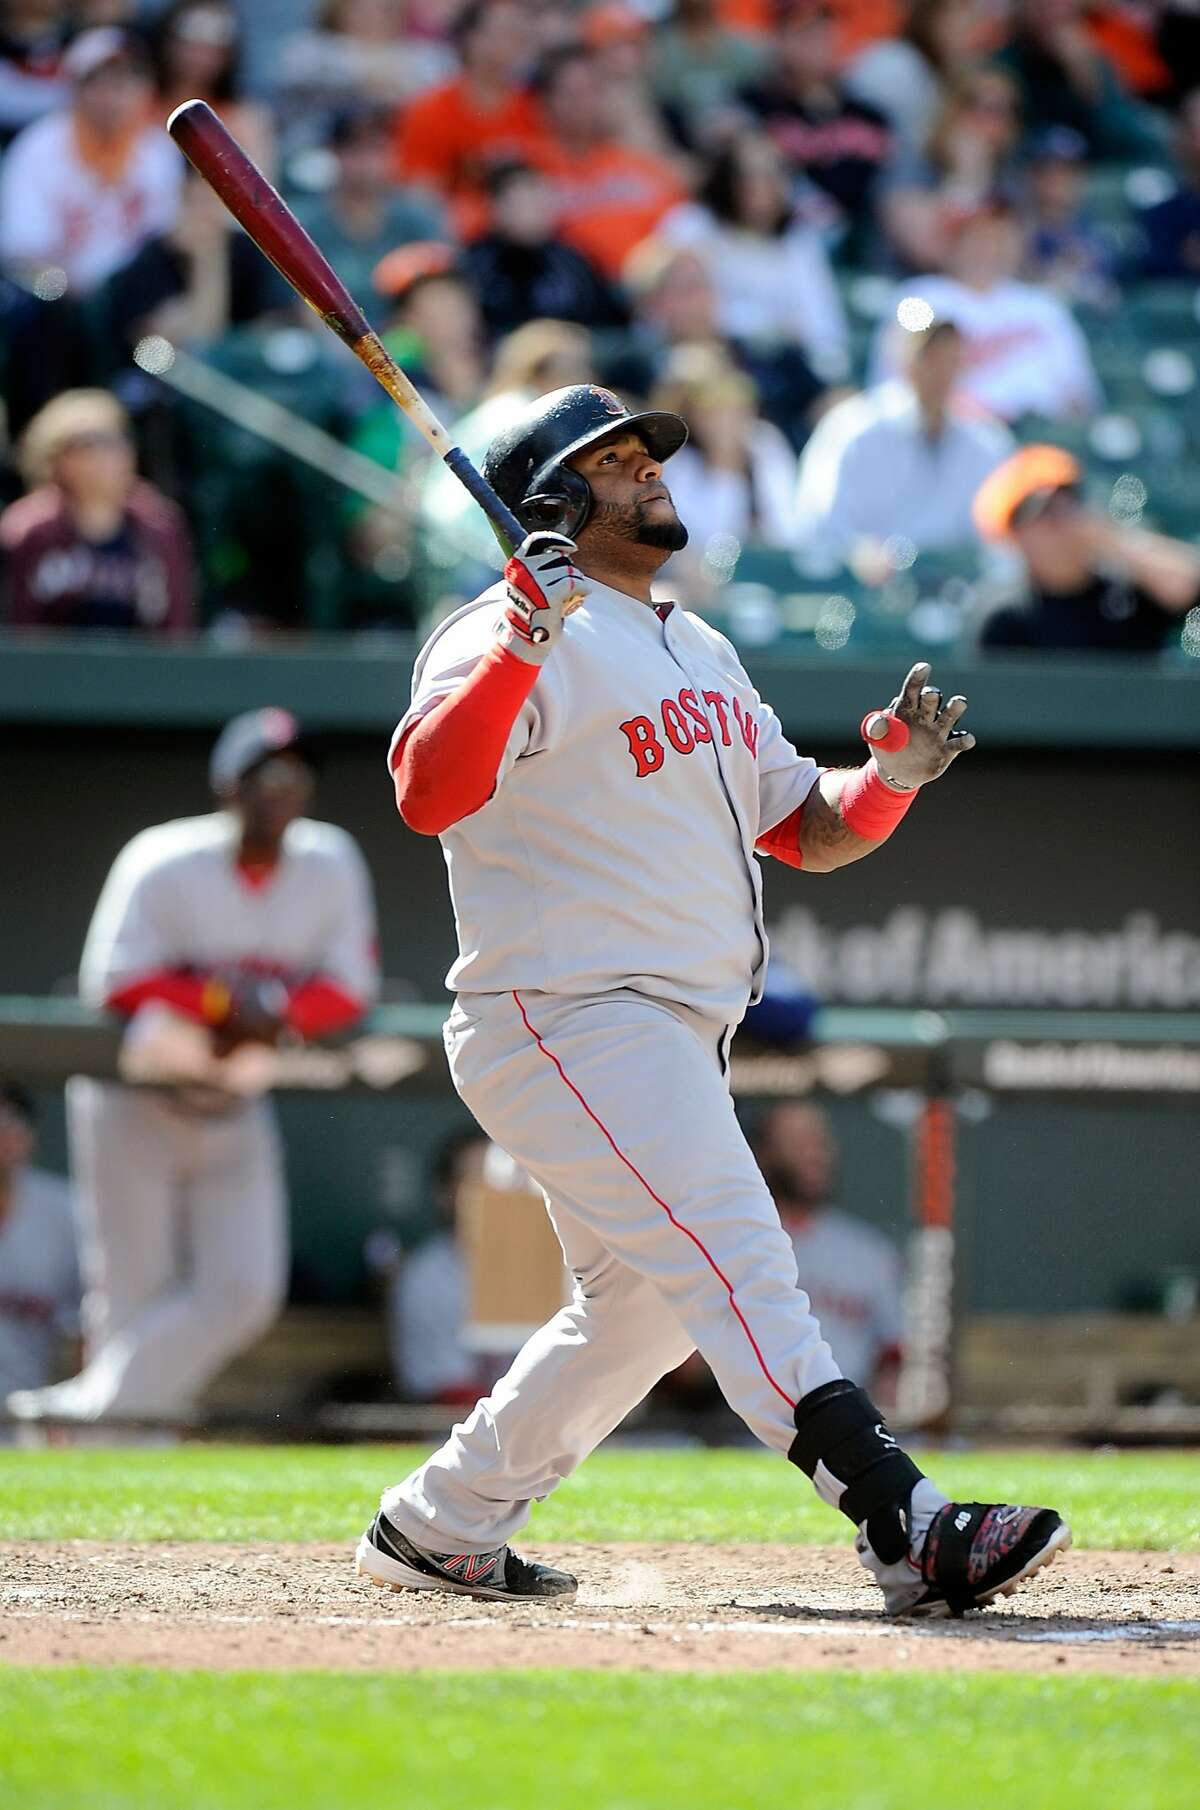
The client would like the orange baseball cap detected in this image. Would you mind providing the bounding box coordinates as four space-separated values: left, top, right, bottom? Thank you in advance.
972 444 1083 540
372 241 459 301
581 3 647 47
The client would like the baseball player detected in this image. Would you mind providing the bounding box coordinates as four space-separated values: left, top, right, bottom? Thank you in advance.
0 1084 80 1418
357 386 1070 1617
6 709 379 1427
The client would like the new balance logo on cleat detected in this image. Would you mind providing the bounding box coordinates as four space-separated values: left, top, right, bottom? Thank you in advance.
437 1551 504 1586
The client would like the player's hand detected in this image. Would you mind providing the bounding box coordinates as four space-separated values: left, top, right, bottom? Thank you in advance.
869 662 975 790
497 531 589 665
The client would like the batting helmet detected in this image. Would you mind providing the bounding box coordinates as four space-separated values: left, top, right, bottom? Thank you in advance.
482 384 688 539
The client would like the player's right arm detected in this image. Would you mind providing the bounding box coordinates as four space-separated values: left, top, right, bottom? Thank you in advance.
80 833 230 1027
393 533 586 835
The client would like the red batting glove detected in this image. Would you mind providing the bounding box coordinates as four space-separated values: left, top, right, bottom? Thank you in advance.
498 531 589 665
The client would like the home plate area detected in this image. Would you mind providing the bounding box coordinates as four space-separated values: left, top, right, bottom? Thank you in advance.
1 1542 1197 1676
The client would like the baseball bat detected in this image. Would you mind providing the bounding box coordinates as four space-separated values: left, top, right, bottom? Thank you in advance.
166 99 523 555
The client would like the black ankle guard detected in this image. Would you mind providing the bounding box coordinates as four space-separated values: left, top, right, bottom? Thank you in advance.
789 1380 924 1554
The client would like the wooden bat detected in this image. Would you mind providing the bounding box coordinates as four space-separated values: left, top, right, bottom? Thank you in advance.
166 98 523 555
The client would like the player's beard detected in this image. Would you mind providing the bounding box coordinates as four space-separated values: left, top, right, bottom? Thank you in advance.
590 496 689 551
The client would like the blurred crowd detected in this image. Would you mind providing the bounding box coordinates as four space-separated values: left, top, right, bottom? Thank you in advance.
0 0 1199 654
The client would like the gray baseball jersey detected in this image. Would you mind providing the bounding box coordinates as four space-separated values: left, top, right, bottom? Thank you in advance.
0 1166 79 1395
80 812 378 1006
785 1208 904 1384
391 580 821 1024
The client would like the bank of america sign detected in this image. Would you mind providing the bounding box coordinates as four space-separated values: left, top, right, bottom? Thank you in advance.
768 907 1200 1009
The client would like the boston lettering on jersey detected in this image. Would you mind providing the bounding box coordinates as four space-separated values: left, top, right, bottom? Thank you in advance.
619 687 760 778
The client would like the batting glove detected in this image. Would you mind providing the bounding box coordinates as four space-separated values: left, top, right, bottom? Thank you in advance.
497 531 589 665
869 662 976 790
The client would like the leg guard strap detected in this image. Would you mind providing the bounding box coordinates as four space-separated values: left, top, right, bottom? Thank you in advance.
789 1380 924 1553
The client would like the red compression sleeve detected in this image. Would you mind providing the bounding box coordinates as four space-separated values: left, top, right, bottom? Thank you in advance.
106 970 229 1024
840 761 918 841
755 803 806 869
284 978 365 1040
393 642 538 834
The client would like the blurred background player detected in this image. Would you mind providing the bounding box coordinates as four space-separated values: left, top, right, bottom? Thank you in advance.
6 708 379 1427
752 1101 904 1406
367 1130 491 1404
0 1082 80 1427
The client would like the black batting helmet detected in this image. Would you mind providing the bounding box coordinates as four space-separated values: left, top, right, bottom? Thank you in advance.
482 384 688 538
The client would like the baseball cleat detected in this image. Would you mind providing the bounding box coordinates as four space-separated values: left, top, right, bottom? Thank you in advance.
355 1511 578 1602
869 1500 1072 1619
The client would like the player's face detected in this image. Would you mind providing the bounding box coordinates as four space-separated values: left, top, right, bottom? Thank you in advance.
236 753 313 845
570 433 688 554
0 1102 33 1174
757 1105 834 1210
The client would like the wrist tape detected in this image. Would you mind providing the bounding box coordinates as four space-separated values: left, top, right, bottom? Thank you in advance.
841 759 918 842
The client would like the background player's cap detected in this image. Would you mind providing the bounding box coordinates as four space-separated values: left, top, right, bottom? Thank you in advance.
972 445 1083 541
209 707 304 795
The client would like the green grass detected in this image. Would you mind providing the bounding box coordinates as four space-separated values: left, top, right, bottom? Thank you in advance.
0 1443 1196 1549
1 1670 1197 1810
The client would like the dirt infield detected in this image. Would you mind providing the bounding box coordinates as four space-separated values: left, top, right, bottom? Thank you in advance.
1 1542 1197 1675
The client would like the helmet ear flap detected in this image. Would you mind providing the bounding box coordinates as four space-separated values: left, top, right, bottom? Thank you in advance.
518 465 591 539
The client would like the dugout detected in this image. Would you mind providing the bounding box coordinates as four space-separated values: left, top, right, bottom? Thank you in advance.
1 635 1197 1414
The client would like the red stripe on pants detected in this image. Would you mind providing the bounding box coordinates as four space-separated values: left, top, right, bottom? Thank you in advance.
512 989 796 1411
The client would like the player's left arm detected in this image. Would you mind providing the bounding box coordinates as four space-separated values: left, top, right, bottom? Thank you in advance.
759 663 974 874
281 836 381 1040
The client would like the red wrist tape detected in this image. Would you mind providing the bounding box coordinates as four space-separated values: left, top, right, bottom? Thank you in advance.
841 760 917 842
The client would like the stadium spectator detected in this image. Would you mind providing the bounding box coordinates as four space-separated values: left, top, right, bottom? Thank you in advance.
6 709 380 1428
0 27 183 295
96 169 294 365
1020 124 1115 306
277 0 455 147
372 1131 490 1403
0 1 69 148
658 132 848 374
291 104 445 329
0 389 196 633
794 316 1012 560
583 3 690 172
651 343 798 559
345 243 486 604
416 316 594 571
652 0 767 140
995 0 1165 160
844 0 984 155
614 237 830 448
975 445 1200 653
879 65 1023 274
738 0 892 226
461 158 627 340
370 240 485 420
531 42 686 280
393 0 545 238
753 1102 904 1402
151 1 274 175
870 198 1102 421
0 1083 80 1413
1133 88 1200 280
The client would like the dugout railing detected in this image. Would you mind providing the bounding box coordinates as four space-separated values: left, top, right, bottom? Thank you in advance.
1 996 1197 1442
